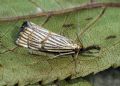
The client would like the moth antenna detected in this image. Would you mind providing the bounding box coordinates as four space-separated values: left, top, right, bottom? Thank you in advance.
75 32 83 48
76 7 106 41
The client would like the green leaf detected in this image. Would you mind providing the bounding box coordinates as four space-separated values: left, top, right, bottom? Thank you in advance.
0 0 120 86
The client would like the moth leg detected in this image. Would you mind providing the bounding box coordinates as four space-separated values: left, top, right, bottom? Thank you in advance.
41 15 52 26
29 49 56 60
54 51 75 57
0 46 18 54
72 49 80 74
59 15 69 36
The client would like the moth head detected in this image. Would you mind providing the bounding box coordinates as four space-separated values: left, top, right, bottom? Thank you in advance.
72 43 82 51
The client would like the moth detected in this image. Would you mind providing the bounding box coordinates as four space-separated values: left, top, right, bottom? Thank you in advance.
16 21 100 57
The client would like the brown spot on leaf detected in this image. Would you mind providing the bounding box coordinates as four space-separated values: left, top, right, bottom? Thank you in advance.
105 35 116 40
85 17 93 20
62 23 74 28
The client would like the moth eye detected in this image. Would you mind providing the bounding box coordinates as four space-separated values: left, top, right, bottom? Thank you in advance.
80 48 83 51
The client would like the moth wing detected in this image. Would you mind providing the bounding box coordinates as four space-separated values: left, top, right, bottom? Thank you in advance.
16 21 76 53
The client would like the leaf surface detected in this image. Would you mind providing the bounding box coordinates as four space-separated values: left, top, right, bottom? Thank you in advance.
0 0 120 86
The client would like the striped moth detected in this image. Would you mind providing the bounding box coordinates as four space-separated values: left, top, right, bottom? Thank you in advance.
16 6 106 57
16 21 100 57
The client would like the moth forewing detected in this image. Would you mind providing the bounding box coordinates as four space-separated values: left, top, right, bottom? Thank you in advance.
16 21 81 56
